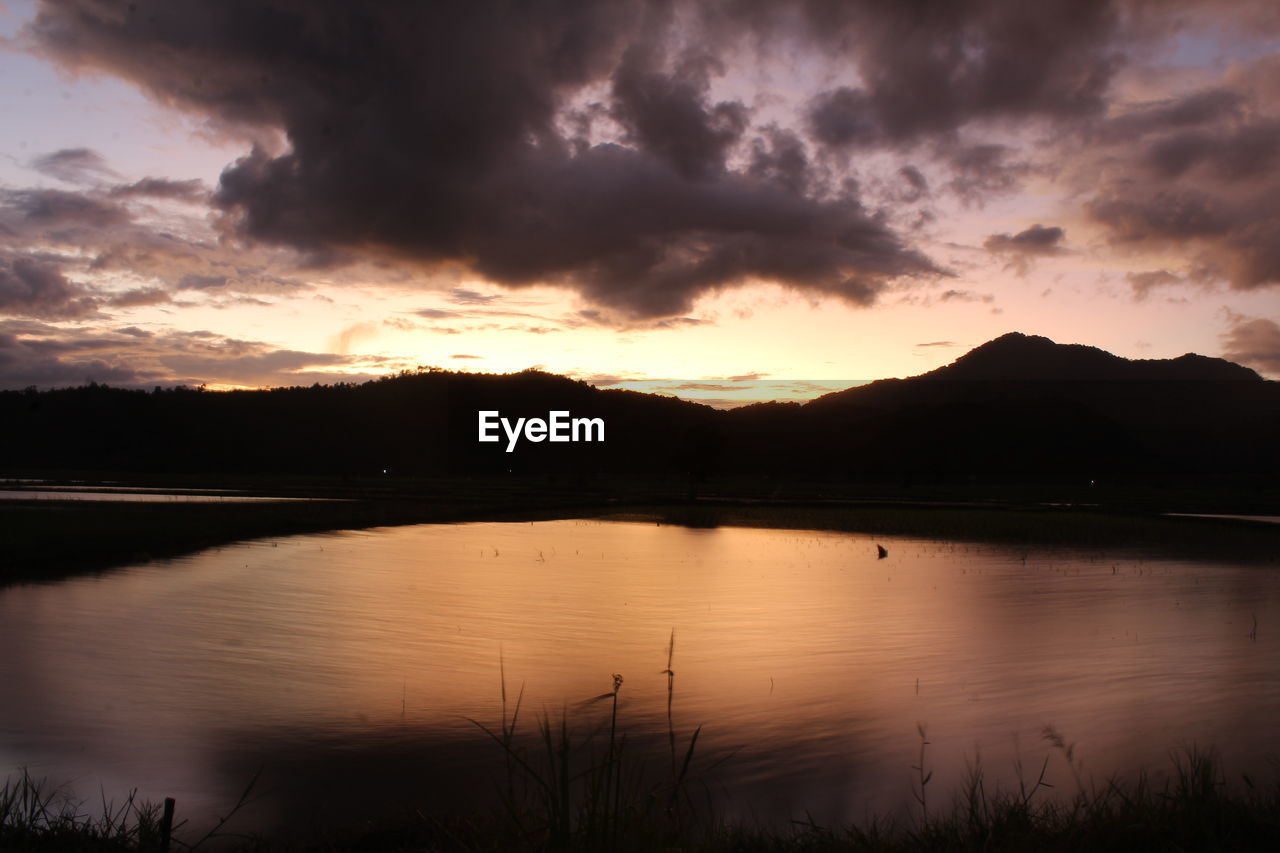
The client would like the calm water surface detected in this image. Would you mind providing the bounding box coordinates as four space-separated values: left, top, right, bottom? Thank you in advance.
2 520 1278 837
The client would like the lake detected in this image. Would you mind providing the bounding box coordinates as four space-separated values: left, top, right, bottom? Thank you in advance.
2 519 1278 841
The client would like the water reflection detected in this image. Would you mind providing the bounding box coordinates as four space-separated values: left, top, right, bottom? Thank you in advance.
1 520 1278 840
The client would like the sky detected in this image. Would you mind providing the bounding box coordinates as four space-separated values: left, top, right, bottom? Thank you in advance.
1 0 1279 406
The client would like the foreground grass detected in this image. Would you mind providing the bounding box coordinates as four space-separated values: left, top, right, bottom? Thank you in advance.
8 748 1280 852
0 769 166 852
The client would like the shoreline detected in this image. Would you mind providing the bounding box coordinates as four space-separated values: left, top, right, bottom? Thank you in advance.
5 477 1278 586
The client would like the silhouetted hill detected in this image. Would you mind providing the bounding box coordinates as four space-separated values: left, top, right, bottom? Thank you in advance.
1 334 1276 487
763 333 1277 483
921 332 1261 382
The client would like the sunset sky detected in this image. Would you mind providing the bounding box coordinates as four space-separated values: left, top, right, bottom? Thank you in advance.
2 0 1279 405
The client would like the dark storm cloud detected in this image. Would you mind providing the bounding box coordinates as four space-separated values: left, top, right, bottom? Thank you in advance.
26 0 1280 316
807 87 880 148
30 147 117 183
942 144 1030 205
800 0 1120 146
747 126 819 197
28 0 942 318
1075 56 1280 292
609 50 750 180
0 255 98 319
1220 315 1280 377
982 225 1066 274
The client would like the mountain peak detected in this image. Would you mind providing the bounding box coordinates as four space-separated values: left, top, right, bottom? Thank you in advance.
923 333 1261 382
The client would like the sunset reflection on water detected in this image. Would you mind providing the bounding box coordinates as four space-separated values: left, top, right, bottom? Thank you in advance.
2 520 1278 836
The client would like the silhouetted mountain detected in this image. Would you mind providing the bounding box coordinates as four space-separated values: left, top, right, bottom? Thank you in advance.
1 334 1276 487
921 332 1261 382
764 332 1276 483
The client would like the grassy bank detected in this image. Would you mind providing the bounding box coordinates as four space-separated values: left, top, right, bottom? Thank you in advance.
619 502 1280 563
0 476 630 585
4 476 1278 585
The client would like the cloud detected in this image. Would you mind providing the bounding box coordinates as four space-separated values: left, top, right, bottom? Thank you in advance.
28 0 942 319
1125 269 1181 299
156 344 355 385
747 126 820 197
30 147 117 184
447 288 501 306
942 144 1031 205
916 340 958 348
107 288 172 308
0 321 377 389
609 49 750 180
330 322 379 355
1220 314 1280 377
450 354 482 360
107 177 209 203
0 176 314 311
800 0 1120 147
19 0 1280 328
0 187 130 232
175 274 228 291
0 255 99 319
581 373 625 386
670 382 739 392
938 289 995 303
1074 54 1280 292
983 224 1067 274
